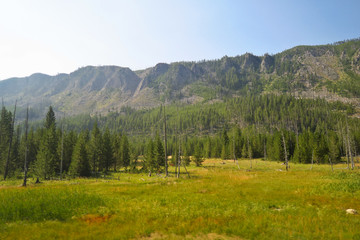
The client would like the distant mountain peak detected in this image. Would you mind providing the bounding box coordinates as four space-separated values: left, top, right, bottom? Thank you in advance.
1 38 360 119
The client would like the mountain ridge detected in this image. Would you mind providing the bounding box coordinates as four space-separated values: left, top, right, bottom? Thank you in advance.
1 38 360 118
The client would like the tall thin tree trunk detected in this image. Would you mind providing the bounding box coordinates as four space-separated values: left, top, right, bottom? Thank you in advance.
174 116 177 176
281 131 289 171
177 139 181 178
328 156 333 172
310 149 314 170
233 133 240 169
4 100 17 180
343 133 350 169
163 105 168 177
233 135 235 163
346 120 354 170
248 137 252 169
182 161 190 178
22 105 29 187
60 113 64 180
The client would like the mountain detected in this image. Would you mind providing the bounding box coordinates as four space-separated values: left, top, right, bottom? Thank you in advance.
1 39 360 119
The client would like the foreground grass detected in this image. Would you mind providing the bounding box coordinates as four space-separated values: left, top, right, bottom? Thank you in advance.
1 159 360 239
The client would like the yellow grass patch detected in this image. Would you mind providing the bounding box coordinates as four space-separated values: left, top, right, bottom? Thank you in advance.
136 232 243 240
79 214 112 225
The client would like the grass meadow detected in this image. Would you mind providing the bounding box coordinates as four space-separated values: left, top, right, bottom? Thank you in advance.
1 159 360 239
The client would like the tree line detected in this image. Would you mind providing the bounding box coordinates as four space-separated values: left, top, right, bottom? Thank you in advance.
1 94 360 181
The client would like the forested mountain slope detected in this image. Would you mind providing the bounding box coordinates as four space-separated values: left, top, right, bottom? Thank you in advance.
1 39 360 119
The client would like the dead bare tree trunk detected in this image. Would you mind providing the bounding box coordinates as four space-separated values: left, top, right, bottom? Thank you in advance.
346 120 354 170
4 100 17 180
177 108 182 179
343 132 350 169
233 134 236 163
22 106 29 187
163 105 168 177
60 113 65 180
177 139 181 178
328 156 333 171
182 161 190 178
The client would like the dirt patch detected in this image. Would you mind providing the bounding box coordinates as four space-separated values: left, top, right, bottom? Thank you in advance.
137 232 243 239
80 214 111 225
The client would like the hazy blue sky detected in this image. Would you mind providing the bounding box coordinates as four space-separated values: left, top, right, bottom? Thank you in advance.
0 0 359 80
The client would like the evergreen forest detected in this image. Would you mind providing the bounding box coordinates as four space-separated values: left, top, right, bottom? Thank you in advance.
1 93 359 181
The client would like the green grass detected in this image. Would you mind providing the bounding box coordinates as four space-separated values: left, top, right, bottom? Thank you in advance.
1 159 360 239
0 186 105 222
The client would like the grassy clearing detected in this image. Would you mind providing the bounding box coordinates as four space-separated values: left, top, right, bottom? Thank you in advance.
1 159 360 239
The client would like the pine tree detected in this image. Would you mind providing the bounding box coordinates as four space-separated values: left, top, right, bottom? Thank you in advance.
145 139 155 173
31 107 58 179
112 133 121 171
328 132 341 163
221 128 230 159
121 134 130 170
45 106 56 129
154 133 165 171
241 143 247 158
10 125 21 175
193 142 203 167
62 130 77 173
234 127 242 158
69 132 91 177
0 107 12 175
102 128 113 173
3 102 16 180
204 137 212 158
89 121 102 173
269 132 284 161
182 142 191 166
292 130 312 163
26 127 38 168
33 125 58 179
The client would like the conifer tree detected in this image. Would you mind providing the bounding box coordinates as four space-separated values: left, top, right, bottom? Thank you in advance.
154 133 165 171
45 106 56 129
89 121 102 173
145 139 155 174
182 142 191 166
34 125 58 179
69 132 91 177
112 133 121 171
3 101 16 180
221 128 230 159
121 134 130 170
33 107 58 180
292 130 312 163
10 126 21 174
241 143 247 158
193 142 203 167
102 128 113 173
61 130 77 173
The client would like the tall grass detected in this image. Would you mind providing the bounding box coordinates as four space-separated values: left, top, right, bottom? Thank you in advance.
0 186 105 222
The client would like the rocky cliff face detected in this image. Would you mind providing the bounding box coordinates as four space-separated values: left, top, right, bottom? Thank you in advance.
260 54 275 73
0 39 359 118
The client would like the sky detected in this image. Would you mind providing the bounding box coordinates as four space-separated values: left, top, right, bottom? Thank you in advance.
0 0 359 80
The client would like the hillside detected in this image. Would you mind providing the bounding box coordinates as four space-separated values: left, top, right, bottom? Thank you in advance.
1 39 360 118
